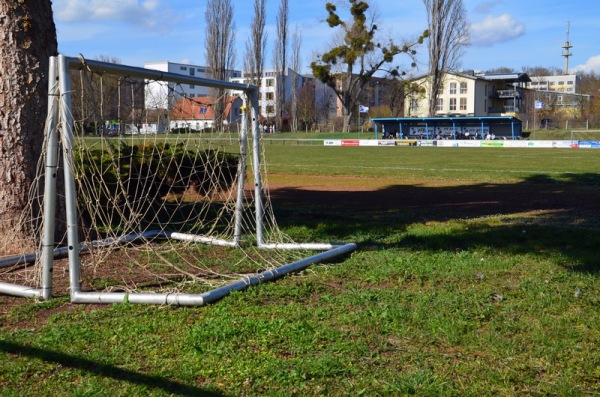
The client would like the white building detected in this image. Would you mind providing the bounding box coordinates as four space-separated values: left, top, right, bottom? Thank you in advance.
526 74 580 93
143 61 241 109
230 68 304 124
405 71 531 118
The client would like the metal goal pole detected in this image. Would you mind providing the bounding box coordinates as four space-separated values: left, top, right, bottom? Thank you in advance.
40 56 61 300
58 55 83 299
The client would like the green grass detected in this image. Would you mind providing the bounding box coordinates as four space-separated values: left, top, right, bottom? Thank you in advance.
2 146 600 396
264 145 600 183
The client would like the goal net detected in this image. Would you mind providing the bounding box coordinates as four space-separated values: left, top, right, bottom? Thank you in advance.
0 55 355 305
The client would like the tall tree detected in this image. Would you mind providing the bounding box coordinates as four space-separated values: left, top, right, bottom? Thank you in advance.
205 0 236 131
273 0 289 132
297 80 317 132
423 0 469 116
244 0 267 90
0 0 57 248
289 26 302 132
311 1 427 132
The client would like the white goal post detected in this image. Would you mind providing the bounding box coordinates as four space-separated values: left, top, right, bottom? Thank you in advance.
0 54 356 305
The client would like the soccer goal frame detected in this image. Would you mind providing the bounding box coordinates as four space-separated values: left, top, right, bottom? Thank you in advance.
0 54 356 305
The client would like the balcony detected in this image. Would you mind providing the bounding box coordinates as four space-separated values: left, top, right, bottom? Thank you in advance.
495 90 522 99
488 106 505 114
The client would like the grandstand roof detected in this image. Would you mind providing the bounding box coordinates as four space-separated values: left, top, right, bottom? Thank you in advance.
371 116 522 124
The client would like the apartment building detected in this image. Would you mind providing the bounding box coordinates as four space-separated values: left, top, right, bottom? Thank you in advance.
230 68 305 124
527 74 580 93
143 61 241 109
405 71 532 119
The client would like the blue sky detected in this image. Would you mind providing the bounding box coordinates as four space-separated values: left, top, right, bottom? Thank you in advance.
52 0 600 75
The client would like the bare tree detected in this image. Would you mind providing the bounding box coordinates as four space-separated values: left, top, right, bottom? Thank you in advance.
0 0 57 247
424 0 470 116
273 0 289 131
205 0 236 131
244 0 267 91
290 26 302 132
311 1 427 132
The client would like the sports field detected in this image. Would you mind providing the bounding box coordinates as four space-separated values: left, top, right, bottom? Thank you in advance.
2 143 600 396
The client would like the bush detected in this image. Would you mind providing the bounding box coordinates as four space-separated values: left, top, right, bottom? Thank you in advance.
73 142 240 228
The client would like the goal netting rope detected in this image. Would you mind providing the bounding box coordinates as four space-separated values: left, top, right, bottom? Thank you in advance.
1 55 354 304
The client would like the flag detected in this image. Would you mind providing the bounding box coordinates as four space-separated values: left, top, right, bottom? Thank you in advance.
535 100 545 109
359 105 369 113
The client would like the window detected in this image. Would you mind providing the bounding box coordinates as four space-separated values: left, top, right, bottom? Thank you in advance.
199 107 208 115
266 92 274 100
266 79 274 87
460 82 467 94
449 98 456 111
449 82 457 95
189 68 195 76
436 98 443 112
180 66 187 71
460 97 467 110
266 105 274 113
410 99 419 111
567 80 574 85
258 92 262 100
189 84 195 89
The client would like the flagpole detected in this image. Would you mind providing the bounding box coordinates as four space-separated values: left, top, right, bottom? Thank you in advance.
533 98 536 140
357 104 360 136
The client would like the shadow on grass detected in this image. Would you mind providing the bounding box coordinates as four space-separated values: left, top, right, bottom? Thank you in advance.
270 173 600 274
0 340 225 397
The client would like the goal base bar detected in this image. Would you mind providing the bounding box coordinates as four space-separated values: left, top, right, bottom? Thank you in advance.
70 243 357 306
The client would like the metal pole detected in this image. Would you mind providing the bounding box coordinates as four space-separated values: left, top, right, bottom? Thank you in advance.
40 56 60 300
250 87 264 246
70 243 357 305
533 97 536 140
452 120 456 140
58 55 82 298
511 119 515 140
481 120 484 140
233 93 249 245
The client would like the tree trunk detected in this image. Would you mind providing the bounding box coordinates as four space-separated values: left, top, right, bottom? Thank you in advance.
342 112 352 134
0 0 57 252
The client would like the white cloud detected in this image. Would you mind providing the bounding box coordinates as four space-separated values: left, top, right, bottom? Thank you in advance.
470 14 525 46
54 0 166 29
573 55 600 74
